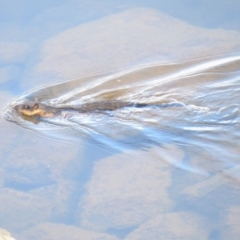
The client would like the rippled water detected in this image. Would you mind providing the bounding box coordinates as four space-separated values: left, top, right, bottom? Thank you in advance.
1 2 240 240
3 55 240 171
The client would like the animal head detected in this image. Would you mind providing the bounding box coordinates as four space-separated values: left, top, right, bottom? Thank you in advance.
14 103 42 116
13 102 41 124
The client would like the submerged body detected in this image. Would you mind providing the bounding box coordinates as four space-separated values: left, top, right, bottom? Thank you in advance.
14 100 184 124
15 101 148 116
14 101 149 123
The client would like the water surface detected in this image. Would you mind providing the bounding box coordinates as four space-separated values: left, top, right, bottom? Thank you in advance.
1 1 240 240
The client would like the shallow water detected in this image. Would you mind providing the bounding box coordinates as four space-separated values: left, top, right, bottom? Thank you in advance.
3 55 240 167
1 1 240 240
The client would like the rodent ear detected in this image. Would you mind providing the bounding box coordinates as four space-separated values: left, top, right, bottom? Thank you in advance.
33 103 39 110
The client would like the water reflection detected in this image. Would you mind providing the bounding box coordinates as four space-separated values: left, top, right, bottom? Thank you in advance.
1 3 240 240
3 53 240 239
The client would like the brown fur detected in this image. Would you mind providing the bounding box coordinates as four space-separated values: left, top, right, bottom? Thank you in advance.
14 103 56 118
14 101 138 119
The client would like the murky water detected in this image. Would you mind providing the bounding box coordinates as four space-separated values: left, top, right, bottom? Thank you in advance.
1 1 240 240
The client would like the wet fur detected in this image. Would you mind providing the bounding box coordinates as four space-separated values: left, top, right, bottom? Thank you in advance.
14 101 148 119
14 100 184 124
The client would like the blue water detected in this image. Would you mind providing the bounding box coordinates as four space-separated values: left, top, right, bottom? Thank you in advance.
1 1 240 240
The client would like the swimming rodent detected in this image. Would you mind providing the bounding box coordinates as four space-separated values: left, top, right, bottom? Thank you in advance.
14 100 184 124
14 101 150 116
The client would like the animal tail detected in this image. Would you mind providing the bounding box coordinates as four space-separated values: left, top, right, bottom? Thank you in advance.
133 102 185 108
